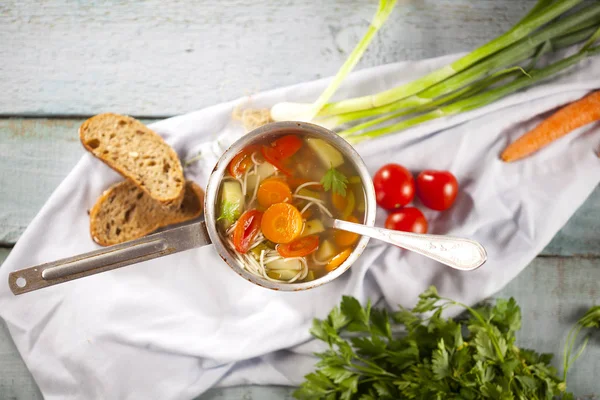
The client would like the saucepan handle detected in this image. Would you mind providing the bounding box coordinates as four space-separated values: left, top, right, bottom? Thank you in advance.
8 221 210 295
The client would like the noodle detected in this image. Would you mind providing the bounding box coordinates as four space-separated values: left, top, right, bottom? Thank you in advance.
294 181 323 194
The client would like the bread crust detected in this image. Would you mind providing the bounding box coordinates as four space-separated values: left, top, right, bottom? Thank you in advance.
79 113 185 209
89 180 204 246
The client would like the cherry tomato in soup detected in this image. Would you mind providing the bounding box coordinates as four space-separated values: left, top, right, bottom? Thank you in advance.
373 164 415 210
416 170 459 211
228 145 260 178
261 146 292 175
260 135 303 176
273 135 303 159
277 235 319 258
232 210 263 253
385 207 428 234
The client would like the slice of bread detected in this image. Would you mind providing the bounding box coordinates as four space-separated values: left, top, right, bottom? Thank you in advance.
90 180 204 246
80 113 185 209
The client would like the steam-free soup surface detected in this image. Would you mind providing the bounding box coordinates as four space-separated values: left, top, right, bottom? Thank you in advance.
217 132 365 283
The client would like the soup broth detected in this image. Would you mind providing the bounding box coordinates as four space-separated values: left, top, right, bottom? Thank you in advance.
216 131 366 283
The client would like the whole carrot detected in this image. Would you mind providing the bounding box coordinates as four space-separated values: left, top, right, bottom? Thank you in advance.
501 90 600 162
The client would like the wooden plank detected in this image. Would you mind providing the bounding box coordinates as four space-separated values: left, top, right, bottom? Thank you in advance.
542 185 600 257
1 249 598 398
198 386 295 400
0 0 538 117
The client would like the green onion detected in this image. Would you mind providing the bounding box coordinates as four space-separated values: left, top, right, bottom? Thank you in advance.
333 21 600 134
318 0 585 117
345 45 600 144
270 0 397 122
582 25 600 50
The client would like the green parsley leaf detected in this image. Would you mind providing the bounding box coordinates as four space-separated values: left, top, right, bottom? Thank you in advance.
492 297 521 334
431 339 450 380
321 165 348 196
217 201 240 224
474 332 498 361
321 366 353 384
370 308 392 338
328 305 351 331
578 305 600 328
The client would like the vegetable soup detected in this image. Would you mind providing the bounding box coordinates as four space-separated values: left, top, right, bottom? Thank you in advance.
216 132 366 283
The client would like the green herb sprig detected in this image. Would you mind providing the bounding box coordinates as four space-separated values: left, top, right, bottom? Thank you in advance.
294 286 599 400
321 166 348 197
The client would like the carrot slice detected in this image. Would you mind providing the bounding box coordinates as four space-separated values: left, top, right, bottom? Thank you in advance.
301 209 313 219
257 179 292 208
501 91 600 162
261 203 303 244
334 216 360 247
326 248 352 272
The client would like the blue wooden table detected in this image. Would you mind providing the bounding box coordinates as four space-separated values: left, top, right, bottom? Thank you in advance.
1 1 599 398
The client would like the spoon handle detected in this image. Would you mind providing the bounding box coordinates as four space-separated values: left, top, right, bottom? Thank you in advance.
332 219 487 271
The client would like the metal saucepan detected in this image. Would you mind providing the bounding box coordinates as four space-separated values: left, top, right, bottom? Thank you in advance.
8 121 486 295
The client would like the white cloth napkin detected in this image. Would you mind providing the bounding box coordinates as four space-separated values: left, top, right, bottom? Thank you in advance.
1 49 599 400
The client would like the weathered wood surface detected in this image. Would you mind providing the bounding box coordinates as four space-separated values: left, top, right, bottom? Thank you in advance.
2 249 598 399
0 0 540 117
1 0 599 398
1 118 599 253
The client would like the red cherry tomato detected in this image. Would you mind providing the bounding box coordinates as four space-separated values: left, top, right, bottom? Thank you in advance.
261 146 292 175
232 210 263 253
385 207 428 234
373 164 415 210
261 135 302 176
277 235 320 258
273 135 303 159
228 145 260 178
416 170 459 211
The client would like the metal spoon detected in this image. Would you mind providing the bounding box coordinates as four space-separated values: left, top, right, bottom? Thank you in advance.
324 216 487 271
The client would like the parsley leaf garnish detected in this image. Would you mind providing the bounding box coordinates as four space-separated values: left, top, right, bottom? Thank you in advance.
216 201 240 224
321 165 348 196
294 285 597 400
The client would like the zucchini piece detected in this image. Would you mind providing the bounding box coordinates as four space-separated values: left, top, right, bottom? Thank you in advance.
348 176 362 184
352 184 365 213
342 190 355 219
306 138 344 168
247 161 277 194
316 239 336 261
250 243 269 258
219 181 244 229
305 270 316 282
267 269 299 281
266 258 302 271
301 219 325 237
298 188 321 200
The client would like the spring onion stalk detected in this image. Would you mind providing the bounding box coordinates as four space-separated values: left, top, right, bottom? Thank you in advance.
317 0 585 117
337 68 527 137
329 13 600 130
582 26 600 50
345 45 600 144
270 0 397 122
517 0 556 26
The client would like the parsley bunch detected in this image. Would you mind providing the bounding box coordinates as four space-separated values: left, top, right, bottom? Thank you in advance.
294 287 599 400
